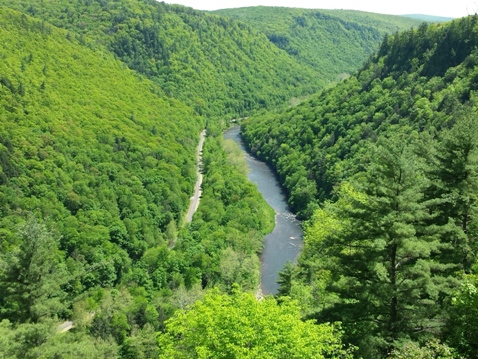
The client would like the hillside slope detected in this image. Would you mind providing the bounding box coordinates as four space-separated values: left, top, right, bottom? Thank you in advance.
242 16 478 216
403 14 455 22
2 0 324 118
0 7 202 298
214 7 424 83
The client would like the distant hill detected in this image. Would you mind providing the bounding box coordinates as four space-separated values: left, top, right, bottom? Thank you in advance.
402 14 454 22
2 0 325 118
214 7 424 83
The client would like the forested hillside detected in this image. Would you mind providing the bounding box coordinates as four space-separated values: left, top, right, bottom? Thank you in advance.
243 15 478 357
403 14 454 22
214 7 424 83
0 6 201 276
2 0 325 118
242 17 478 216
0 6 198 356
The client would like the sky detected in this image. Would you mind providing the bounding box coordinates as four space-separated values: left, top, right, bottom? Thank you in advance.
165 0 477 18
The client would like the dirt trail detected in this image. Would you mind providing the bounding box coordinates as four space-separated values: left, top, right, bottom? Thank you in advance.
57 321 74 333
186 129 206 223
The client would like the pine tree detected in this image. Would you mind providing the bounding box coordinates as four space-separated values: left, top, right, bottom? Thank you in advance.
427 112 478 273
315 132 459 356
0 215 69 323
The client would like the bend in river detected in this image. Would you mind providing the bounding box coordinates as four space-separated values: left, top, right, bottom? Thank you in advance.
224 126 303 295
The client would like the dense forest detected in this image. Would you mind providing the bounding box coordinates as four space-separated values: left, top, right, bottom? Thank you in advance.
243 15 478 357
2 0 477 357
215 7 423 84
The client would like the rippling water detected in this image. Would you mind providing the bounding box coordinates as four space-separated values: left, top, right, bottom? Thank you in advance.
224 126 303 295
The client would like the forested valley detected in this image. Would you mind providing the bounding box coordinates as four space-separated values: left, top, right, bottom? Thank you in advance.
0 0 477 358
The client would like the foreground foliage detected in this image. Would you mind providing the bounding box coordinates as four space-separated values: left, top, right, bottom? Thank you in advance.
295 130 470 356
445 276 478 358
158 288 352 358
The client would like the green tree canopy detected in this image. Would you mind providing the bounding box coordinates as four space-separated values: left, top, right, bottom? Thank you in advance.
158 287 351 358
445 275 478 358
215 6 423 84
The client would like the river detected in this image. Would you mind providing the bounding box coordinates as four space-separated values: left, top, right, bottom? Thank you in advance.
224 126 303 295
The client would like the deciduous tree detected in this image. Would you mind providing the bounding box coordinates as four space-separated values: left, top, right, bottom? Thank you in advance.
158 287 351 358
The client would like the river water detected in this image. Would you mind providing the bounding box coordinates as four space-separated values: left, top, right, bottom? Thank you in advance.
224 126 303 295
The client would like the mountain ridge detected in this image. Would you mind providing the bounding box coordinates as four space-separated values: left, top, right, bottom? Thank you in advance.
401 13 456 22
214 6 424 83
1 0 324 118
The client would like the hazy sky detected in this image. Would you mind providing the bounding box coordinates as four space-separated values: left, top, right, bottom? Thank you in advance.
165 0 477 18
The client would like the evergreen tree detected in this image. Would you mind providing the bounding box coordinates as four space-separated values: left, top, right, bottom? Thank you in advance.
0 215 69 323
427 112 478 273
314 132 459 356
276 261 295 297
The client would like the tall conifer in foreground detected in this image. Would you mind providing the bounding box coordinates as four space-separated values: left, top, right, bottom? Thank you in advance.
311 132 459 356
